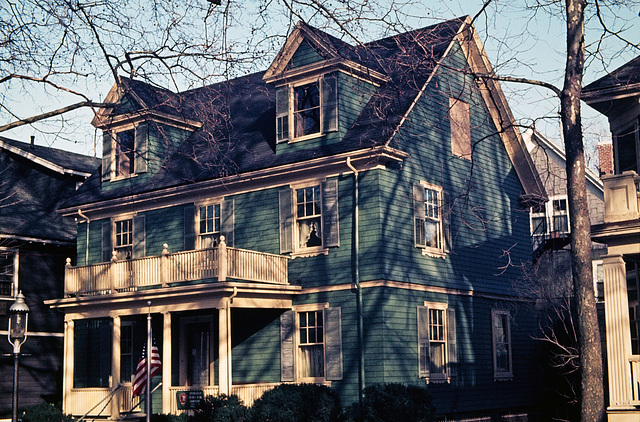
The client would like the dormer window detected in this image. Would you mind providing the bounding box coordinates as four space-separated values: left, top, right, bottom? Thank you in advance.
102 123 148 181
275 74 337 143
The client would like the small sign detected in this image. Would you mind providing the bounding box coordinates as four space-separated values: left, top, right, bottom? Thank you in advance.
176 390 204 410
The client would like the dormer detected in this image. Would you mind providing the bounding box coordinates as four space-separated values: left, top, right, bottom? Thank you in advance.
263 22 388 145
92 77 202 185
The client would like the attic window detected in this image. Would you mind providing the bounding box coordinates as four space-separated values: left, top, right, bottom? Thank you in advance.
275 74 337 143
102 123 148 181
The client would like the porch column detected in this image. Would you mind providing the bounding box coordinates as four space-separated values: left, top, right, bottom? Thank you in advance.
218 300 232 395
111 316 121 419
62 318 74 415
603 254 633 409
162 312 171 414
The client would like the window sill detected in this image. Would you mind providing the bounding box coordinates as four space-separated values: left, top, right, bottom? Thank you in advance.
424 376 450 384
290 248 329 259
420 248 446 259
110 173 139 182
494 374 513 382
283 132 326 144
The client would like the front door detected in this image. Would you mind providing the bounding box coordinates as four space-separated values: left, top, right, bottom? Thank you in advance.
180 316 214 386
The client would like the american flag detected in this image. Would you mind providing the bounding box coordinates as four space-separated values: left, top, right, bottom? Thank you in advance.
132 342 161 397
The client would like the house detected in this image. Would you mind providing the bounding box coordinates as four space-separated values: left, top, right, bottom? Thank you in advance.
582 56 640 422
0 136 99 417
48 17 549 420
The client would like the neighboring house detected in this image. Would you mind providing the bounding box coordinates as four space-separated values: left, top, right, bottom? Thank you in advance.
48 17 549 420
0 136 99 417
582 56 640 422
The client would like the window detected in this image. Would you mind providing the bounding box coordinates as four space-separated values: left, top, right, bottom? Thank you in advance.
492 309 513 380
114 219 133 260
298 310 324 378
74 318 112 388
614 122 639 174
529 196 570 237
414 182 450 256
183 200 234 250
120 322 134 383
593 260 604 303
279 180 339 255
101 216 146 262
199 204 221 248
102 123 148 181
449 98 471 159
417 303 456 383
275 74 337 143
0 249 17 297
280 307 343 382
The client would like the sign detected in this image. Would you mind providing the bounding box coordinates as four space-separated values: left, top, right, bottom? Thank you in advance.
176 390 204 410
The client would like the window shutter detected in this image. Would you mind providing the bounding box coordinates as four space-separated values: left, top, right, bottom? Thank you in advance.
134 123 148 174
325 307 343 380
322 179 340 247
276 86 289 143
279 189 293 253
221 199 234 247
102 131 112 181
417 306 430 378
101 221 112 262
447 308 457 377
321 74 338 133
132 215 146 258
442 190 452 253
280 311 295 382
413 184 426 247
184 205 196 250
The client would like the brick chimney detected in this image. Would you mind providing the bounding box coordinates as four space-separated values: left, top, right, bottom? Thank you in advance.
598 143 614 176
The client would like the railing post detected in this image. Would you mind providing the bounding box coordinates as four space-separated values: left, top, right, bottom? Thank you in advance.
161 243 169 288
65 258 71 297
110 251 117 293
219 236 227 282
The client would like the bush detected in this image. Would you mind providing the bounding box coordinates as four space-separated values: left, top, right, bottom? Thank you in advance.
249 383 341 422
345 383 435 422
21 403 74 422
191 395 248 422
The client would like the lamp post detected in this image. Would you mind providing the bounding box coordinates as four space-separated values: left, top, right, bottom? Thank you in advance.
8 291 29 422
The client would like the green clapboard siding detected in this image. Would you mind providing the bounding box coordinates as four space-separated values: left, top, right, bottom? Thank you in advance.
289 40 324 68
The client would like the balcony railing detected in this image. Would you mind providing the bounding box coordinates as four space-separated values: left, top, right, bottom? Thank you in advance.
602 171 640 224
65 238 289 297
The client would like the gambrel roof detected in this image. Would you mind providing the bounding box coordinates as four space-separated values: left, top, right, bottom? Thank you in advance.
60 16 543 214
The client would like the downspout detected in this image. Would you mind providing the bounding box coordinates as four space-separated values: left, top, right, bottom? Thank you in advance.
77 209 90 265
346 157 365 405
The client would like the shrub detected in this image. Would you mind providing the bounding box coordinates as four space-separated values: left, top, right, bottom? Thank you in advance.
191 394 248 422
22 402 74 422
345 383 435 422
249 383 341 422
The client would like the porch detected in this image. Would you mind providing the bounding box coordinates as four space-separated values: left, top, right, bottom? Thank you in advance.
64 238 289 296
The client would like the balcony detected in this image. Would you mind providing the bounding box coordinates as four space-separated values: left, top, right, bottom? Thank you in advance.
64 239 289 297
602 171 640 224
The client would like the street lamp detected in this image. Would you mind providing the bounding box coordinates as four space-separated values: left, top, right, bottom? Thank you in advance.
7 291 29 422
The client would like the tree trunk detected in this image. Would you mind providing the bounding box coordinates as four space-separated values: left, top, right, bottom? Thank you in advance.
561 0 605 420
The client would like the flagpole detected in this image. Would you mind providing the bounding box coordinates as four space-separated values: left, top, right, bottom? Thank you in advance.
146 301 152 422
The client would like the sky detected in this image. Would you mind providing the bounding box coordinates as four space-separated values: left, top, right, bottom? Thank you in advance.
2 0 638 164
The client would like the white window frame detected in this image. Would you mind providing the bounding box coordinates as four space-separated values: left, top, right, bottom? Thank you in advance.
491 309 513 380
294 303 329 383
292 181 326 255
529 195 570 237
103 122 148 181
197 202 222 249
593 260 604 303
415 182 445 257
0 248 18 297
113 217 133 260
420 301 452 384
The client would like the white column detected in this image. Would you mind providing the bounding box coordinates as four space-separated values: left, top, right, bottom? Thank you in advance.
63 319 74 415
603 254 633 409
111 316 121 419
162 312 172 414
218 301 232 395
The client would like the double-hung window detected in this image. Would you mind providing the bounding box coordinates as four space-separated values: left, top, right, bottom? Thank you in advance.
414 182 450 256
275 74 337 143
0 249 17 297
101 215 146 262
280 306 343 383
279 180 339 256
120 322 134 383
492 309 513 380
102 123 148 181
529 195 570 238
418 302 456 383
114 219 133 260
199 204 221 248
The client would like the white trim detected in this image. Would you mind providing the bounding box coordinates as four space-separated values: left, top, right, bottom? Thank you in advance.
491 309 513 381
292 304 329 383
417 181 445 257
421 301 450 384
0 138 93 178
0 330 63 338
